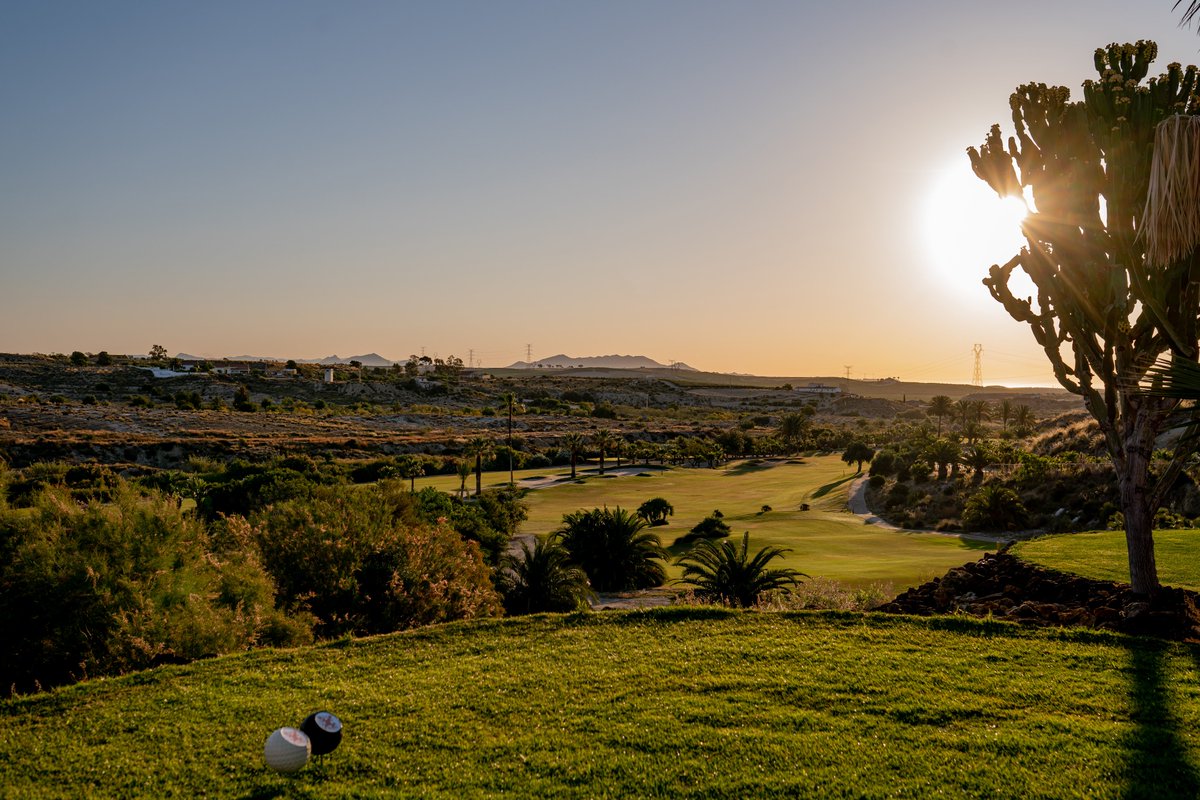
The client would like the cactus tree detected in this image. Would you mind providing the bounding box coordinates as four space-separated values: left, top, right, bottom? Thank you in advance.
967 41 1200 594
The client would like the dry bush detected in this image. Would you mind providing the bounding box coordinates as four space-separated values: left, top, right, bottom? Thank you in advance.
672 578 893 612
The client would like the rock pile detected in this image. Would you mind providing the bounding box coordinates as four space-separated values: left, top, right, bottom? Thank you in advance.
878 553 1200 641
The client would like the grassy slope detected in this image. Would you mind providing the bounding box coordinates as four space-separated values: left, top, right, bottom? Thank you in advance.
3 610 1200 799
1013 529 1200 590
419 456 991 588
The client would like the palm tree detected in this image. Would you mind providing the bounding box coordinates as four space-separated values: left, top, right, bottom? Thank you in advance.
555 506 668 591
778 412 810 453
676 532 807 608
969 399 991 424
455 459 471 500
960 442 994 483
396 454 424 492
928 395 953 436
962 420 985 446
1012 404 1035 434
592 429 614 476
498 535 592 614
562 432 586 479
954 398 974 430
926 438 960 481
465 437 492 497
998 399 1014 431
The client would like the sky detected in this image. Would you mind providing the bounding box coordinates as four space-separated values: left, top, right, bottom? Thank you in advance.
2 1 1198 384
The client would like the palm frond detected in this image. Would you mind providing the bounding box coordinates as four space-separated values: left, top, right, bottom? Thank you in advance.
1178 1 1200 27
1139 357 1200 398
675 532 807 608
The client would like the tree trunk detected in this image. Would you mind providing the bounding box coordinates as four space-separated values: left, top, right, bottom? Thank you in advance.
1118 414 1160 595
1122 485 1158 596
570 452 577 479
475 454 483 497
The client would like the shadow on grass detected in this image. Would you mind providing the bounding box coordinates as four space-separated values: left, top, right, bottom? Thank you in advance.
1121 639 1200 799
956 537 999 552
811 474 858 499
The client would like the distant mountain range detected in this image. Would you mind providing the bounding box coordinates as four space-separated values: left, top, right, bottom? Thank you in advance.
175 352 397 368
504 354 697 371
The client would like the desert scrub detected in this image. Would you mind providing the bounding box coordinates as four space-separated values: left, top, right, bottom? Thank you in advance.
0 484 305 695
246 483 502 637
673 578 894 611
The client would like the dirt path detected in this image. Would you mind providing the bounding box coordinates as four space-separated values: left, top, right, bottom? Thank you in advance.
847 476 1014 544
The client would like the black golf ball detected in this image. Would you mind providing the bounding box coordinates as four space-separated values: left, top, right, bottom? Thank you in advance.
300 711 343 756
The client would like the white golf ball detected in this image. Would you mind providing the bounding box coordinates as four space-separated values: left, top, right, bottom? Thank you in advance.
263 726 311 773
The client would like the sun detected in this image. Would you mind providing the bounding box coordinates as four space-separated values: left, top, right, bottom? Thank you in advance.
921 162 1029 302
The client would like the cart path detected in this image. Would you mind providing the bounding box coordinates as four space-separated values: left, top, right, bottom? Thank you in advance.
847 475 1026 545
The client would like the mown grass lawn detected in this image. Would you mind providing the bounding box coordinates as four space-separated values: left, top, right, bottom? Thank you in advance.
1013 529 1200 590
419 455 991 588
3 610 1199 798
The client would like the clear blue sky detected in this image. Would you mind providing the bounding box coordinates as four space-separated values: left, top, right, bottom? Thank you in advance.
2 1 1197 383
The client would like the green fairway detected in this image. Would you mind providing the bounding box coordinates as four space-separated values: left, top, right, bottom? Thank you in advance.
4 610 1199 799
1013 529 1200 590
420 456 992 589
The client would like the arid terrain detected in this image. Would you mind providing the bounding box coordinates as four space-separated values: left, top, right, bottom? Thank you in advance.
0 353 1079 469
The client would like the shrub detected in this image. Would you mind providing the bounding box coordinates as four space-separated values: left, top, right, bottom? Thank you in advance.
961 485 1029 531
412 486 508 565
885 482 910 509
232 384 255 412
749 577 894 611
476 487 528 538
0 485 305 695
525 453 553 469
174 391 202 410
487 445 525 472
196 463 316 520
869 450 898 477
909 459 932 482
591 404 618 419
248 485 502 637
1154 507 1192 530
636 497 674 526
